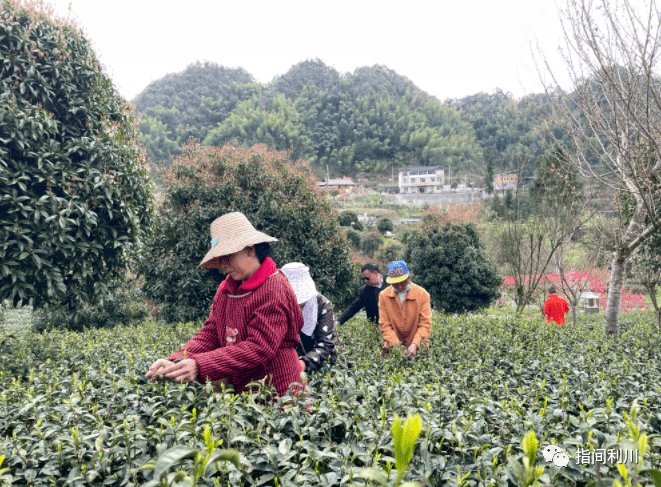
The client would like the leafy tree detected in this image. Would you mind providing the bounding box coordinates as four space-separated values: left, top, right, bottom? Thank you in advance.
377 217 394 234
0 0 155 326
538 0 661 337
485 152 495 194
138 115 181 164
446 89 565 176
136 141 355 323
529 145 583 211
361 232 384 258
345 229 362 249
376 242 404 263
404 222 501 313
451 181 458 189
339 211 358 227
204 94 313 161
330 189 340 198
351 220 364 232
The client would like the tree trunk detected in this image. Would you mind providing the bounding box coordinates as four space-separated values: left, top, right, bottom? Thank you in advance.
571 303 577 326
604 252 627 338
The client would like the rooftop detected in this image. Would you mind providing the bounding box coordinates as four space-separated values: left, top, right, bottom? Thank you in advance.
398 166 443 172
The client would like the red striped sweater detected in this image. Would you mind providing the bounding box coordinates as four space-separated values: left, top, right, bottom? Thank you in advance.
168 257 304 396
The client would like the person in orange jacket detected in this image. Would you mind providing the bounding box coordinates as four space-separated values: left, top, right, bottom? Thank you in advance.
543 286 570 325
379 261 432 359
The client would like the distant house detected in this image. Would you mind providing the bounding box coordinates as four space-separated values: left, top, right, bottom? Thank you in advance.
493 172 534 190
398 166 445 194
318 178 357 191
494 172 518 190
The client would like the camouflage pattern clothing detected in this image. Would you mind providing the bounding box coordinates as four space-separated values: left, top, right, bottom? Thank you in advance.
296 293 338 372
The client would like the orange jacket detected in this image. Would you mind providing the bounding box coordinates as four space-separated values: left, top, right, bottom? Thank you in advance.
378 283 432 348
543 294 570 325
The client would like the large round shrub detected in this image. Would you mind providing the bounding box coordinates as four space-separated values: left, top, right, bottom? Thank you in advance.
376 242 404 263
404 221 501 313
339 211 358 227
361 232 384 258
0 1 154 325
346 229 361 249
137 141 356 323
351 220 364 232
377 217 394 234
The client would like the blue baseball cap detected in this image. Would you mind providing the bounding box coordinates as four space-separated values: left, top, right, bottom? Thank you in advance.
386 261 409 284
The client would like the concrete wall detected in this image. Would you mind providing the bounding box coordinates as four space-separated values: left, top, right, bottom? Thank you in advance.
383 191 484 206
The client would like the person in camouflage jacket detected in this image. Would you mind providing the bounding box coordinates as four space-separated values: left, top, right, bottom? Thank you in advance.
281 263 338 373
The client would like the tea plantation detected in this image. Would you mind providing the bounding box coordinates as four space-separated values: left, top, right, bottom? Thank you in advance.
1 313 661 486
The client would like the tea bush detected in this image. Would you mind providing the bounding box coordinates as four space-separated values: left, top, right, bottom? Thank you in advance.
1 313 661 486
0 1 155 325
32 275 152 332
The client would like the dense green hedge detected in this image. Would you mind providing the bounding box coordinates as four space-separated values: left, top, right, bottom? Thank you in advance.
1 312 661 485
0 0 155 326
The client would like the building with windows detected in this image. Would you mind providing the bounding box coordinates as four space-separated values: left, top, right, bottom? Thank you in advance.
398 166 445 194
493 172 535 191
494 172 518 190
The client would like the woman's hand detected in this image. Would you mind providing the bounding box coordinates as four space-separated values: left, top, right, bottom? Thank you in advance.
162 358 199 383
299 360 306 372
145 359 174 380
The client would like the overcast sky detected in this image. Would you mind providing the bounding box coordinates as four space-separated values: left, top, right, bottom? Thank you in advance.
47 0 572 103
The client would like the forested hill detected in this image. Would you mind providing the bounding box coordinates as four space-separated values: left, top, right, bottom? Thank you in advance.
134 59 560 176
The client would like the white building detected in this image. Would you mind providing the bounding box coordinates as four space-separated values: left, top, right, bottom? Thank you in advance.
398 166 445 194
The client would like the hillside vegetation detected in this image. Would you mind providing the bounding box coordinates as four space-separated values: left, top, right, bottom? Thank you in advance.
134 60 568 177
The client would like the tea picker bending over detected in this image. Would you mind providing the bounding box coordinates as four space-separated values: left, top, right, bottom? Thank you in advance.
145 212 304 397
280 263 338 373
379 261 432 359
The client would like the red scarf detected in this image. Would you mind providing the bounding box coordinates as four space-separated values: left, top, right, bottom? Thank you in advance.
219 257 277 294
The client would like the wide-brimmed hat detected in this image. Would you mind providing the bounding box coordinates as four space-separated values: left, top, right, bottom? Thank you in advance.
199 212 278 269
280 262 317 304
386 260 409 284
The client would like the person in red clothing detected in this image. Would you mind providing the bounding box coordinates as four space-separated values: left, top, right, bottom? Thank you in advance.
543 286 570 325
145 212 304 397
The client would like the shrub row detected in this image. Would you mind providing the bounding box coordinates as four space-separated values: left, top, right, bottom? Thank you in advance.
1 313 660 485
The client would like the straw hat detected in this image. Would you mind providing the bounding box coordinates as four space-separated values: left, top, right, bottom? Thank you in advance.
280 262 317 304
199 212 278 269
